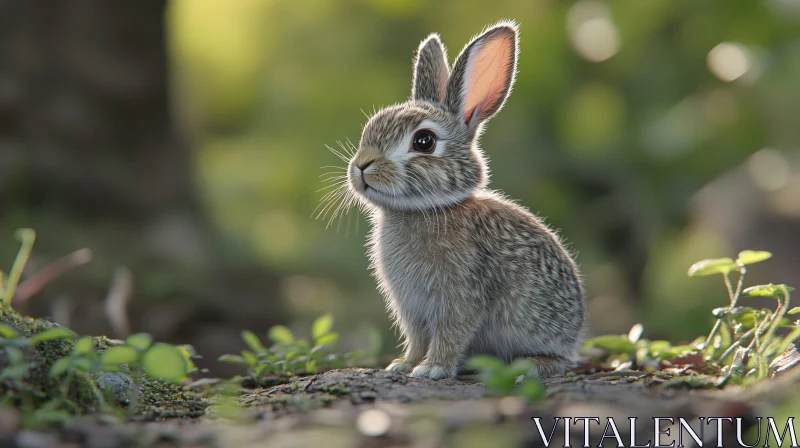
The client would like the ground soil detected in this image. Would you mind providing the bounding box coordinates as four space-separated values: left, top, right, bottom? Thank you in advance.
3 365 798 447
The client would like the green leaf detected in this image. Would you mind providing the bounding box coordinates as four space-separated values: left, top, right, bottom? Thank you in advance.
788 307 800 315
73 358 93 371
6 347 24 364
31 327 76 344
583 335 637 354
346 350 364 360
314 333 339 347
310 345 327 355
141 343 188 384
241 350 258 366
736 250 772 266
737 309 792 329
176 346 197 374
176 344 197 357
73 337 95 355
657 345 697 361
466 355 506 373
28 408 71 426
217 354 249 366
0 324 18 339
647 340 671 353
268 325 294 344
101 364 123 373
241 330 266 354
306 358 318 373
101 345 140 366
508 359 536 377
687 258 737 277
519 379 546 402
484 372 517 396
775 327 800 358
312 314 334 340
126 333 153 351
49 357 73 377
0 364 33 380
743 284 795 298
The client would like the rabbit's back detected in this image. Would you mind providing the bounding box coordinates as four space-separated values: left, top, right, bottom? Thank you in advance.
368 189 586 363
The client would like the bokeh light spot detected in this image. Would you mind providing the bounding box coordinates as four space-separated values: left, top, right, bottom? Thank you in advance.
567 1 621 62
357 409 391 436
747 148 790 192
707 42 750 83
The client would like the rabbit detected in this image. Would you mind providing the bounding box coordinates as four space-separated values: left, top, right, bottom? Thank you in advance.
344 20 586 380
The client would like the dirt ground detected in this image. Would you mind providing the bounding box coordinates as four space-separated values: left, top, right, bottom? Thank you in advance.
3 366 798 448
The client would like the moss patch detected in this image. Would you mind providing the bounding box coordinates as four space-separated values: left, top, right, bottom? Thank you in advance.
138 378 207 419
0 308 206 423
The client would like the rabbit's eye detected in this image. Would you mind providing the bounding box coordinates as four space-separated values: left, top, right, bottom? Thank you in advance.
411 130 437 153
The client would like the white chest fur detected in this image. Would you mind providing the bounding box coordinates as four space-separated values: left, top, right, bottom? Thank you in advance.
366 210 468 328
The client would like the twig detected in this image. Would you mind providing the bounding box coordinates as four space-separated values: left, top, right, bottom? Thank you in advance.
12 248 93 304
104 266 133 338
50 296 75 329
584 370 646 380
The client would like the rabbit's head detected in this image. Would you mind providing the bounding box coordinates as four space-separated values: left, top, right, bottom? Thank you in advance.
348 21 519 211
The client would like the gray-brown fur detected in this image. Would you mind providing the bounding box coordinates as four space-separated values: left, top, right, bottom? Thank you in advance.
341 20 586 379
412 34 450 103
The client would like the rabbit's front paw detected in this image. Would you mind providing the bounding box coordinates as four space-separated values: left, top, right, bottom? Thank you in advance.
409 363 455 380
385 359 414 374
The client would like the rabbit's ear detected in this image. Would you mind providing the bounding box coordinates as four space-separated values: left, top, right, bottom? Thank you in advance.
412 34 450 103
445 21 518 128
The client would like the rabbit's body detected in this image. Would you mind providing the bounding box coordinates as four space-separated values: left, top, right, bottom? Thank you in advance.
369 190 584 378
337 21 586 379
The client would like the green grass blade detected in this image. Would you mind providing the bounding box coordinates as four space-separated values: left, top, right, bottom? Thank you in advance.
4 229 36 308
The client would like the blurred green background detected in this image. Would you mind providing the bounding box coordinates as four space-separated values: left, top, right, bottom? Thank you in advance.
1 0 799 372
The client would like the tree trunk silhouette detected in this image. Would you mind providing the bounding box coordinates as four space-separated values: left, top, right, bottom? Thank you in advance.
0 0 283 373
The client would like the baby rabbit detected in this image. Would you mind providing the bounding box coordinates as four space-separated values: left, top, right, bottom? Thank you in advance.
346 21 586 379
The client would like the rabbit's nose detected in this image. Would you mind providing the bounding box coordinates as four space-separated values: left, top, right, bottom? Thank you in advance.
356 159 375 171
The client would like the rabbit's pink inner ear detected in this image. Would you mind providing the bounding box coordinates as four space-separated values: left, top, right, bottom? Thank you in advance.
462 35 514 124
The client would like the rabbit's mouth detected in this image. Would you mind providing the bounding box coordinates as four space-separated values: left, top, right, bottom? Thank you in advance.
362 182 389 198
362 179 373 191
358 180 396 202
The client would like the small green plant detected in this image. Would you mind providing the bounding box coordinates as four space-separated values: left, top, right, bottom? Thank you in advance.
0 230 195 386
0 322 102 425
582 322 701 371
49 332 196 385
219 314 362 378
466 356 546 402
0 324 199 425
582 250 800 385
0 230 204 426
0 228 36 308
687 250 798 383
